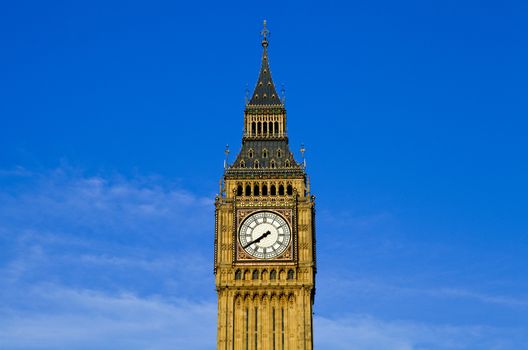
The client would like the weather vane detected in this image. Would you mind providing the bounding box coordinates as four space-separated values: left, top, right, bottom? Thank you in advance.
261 19 270 47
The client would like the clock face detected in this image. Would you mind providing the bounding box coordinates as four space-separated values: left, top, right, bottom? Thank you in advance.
239 211 291 259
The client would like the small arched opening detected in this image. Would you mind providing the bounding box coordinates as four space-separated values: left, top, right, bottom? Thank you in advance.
245 185 251 196
278 184 285 195
262 184 268 196
286 184 293 196
270 185 276 196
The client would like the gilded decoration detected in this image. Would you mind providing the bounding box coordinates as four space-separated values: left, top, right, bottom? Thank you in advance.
234 208 295 264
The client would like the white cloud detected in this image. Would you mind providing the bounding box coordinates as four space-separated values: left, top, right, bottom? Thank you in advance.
318 276 528 309
1 167 527 349
0 167 215 303
0 285 216 350
315 314 526 350
0 167 212 242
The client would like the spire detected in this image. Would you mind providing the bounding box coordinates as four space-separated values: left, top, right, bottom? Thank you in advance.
248 20 281 106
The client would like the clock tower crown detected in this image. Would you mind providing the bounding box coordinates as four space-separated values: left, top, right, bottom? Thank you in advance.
226 27 303 179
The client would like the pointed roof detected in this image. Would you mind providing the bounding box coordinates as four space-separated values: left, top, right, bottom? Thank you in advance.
248 22 282 106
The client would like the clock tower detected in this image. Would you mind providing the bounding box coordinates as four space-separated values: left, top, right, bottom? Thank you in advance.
215 22 316 350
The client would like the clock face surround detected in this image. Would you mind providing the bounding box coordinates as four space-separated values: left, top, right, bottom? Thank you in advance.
238 211 291 259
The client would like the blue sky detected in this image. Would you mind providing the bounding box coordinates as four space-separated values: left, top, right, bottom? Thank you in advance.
1 1 527 349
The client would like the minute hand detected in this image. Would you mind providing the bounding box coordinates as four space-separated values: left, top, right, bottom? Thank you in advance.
243 230 271 249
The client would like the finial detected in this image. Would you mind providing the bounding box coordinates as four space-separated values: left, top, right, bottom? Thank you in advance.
224 144 230 169
261 19 269 47
300 143 306 169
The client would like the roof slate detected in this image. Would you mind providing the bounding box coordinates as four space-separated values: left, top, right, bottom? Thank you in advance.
248 44 281 106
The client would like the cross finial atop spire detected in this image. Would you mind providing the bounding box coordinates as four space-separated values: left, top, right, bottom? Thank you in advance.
261 19 269 47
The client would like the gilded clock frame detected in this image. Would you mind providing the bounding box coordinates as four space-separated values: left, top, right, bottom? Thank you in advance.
233 207 297 264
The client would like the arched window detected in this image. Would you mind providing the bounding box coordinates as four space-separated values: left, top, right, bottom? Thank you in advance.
285 160 290 167
263 122 267 134
245 185 251 196
240 160 246 168
257 122 262 135
252 270 259 280
286 184 293 196
254 184 260 196
262 184 268 196
277 149 282 158
269 122 273 135
254 160 260 169
274 121 279 135
279 184 285 195
287 269 294 280
270 185 276 196
248 149 253 158
270 270 277 280
251 122 256 135
237 185 243 196
270 160 276 169
235 270 242 280
262 149 268 158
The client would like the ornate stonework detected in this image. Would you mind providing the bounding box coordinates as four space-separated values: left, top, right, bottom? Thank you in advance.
214 22 316 350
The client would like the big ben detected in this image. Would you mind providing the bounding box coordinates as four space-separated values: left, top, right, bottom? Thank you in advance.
215 21 316 350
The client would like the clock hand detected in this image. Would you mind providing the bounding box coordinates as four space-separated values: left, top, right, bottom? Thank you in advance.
243 230 271 249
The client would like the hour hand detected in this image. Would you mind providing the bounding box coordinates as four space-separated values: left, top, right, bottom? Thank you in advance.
243 230 271 249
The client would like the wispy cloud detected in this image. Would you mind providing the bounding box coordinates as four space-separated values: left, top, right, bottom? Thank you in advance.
315 314 527 350
0 167 217 348
0 167 215 300
1 167 527 349
319 276 528 310
0 284 216 350
0 167 212 241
